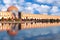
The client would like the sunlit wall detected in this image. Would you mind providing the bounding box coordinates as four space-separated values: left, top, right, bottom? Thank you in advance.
21 12 60 20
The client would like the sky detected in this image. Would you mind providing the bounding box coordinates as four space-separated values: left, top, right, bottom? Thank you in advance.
0 0 60 15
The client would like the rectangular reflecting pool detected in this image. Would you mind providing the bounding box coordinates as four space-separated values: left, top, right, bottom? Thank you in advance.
0 22 60 40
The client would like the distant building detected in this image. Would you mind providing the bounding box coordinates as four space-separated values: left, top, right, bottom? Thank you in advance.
0 6 60 20
0 6 19 20
0 11 14 19
21 12 60 20
7 6 19 19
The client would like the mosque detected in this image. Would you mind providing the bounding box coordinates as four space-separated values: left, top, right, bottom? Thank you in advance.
0 6 60 20
0 6 60 36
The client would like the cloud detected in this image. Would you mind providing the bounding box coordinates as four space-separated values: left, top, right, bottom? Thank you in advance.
50 6 59 13
0 4 3 11
34 0 60 15
23 3 49 14
32 4 40 9
3 0 15 9
36 0 54 4
35 0 60 7
1 0 60 15
25 2 32 7
17 0 25 5
1 6 7 11
38 5 51 14
36 0 46 3
32 4 51 14
15 5 24 11
3 0 12 4
50 6 60 16
2 0 51 15
18 0 25 3
3 0 25 6
53 0 60 7
24 7 34 13
5 4 11 8
3 0 25 11
46 0 54 4
1 4 13 11
0 4 9 11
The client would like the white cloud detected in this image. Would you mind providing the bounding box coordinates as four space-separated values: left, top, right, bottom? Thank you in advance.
2 0 51 14
17 0 25 5
36 0 54 3
3 0 12 4
27 7 33 10
3 0 25 6
2 0 25 11
50 6 59 13
46 0 54 4
23 3 51 14
36 0 60 7
18 0 25 3
24 7 34 13
0 4 4 11
50 6 60 15
14 5 24 11
5 4 11 7
25 2 32 7
33 0 60 15
32 4 51 14
1 6 7 11
12 0 17 4
19 6 24 12
22 2 34 13
32 4 40 8
39 5 51 14
2 0 60 15
53 0 60 7
36 0 46 3
0 4 10 11
14 5 20 9
51 13 60 16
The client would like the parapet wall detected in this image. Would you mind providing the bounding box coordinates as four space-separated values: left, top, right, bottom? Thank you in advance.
21 12 60 19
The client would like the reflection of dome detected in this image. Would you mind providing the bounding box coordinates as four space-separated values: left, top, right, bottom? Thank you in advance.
7 30 18 36
7 6 18 11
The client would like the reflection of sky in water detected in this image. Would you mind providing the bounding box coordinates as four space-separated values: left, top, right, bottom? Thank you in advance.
0 25 60 40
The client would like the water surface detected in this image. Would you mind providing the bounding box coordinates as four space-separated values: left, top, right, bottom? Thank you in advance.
0 22 60 40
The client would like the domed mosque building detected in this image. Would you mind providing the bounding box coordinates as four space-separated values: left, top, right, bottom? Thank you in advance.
7 6 19 19
6 6 21 36
0 6 60 36
0 5 60 21
7 6 18 11
0 6 21 20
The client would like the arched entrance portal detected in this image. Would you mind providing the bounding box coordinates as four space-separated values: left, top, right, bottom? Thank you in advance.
7 6 21 19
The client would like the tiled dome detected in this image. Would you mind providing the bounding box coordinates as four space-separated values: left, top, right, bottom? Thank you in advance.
7 6 18 11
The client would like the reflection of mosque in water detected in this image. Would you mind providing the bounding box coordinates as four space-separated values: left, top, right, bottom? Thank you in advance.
0 22 60 35
0 23 21 36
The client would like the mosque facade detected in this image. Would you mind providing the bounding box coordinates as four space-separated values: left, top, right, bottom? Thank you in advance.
0 6 60 20
21 12 60 20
